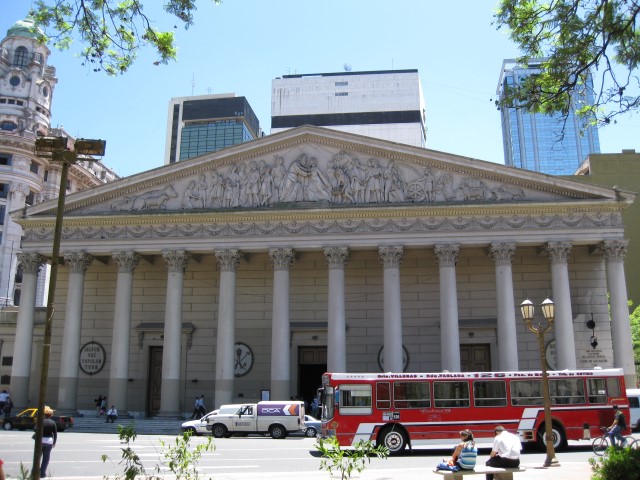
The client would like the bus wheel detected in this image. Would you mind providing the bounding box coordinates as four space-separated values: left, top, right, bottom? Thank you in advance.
211 424 228 438
536 423 567 451
379 427 406 453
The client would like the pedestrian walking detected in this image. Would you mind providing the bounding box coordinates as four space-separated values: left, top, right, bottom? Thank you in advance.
39 406 57 478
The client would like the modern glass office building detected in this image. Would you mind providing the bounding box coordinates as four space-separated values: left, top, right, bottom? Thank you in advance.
497 59 600 175
164 94 260 164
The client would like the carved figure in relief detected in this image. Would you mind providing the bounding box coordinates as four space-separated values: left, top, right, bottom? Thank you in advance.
493 185 525 201
349 159 367 203
364 158 383 203
434 174 458 202
389 169 406 202
328 160 354 204
129 185 178 210
196 174 208 207
222 178 234 208
258 161 273 206
237 164 248 206
406 168 435 203
228 165 241 207
307 157 331 201
209 170 224 208
271 155 286 202
246 161 261 207
383 162 400 202
459 178 492 201
281 153 314 202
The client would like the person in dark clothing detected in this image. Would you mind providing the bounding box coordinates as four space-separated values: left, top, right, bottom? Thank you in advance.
40 405 58 478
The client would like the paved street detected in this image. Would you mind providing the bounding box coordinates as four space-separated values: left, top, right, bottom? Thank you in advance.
1 430 626 479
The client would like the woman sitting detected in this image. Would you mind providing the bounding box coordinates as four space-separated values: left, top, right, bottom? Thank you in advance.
448 429 477 470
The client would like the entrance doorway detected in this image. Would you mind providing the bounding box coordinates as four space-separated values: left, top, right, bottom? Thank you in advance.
147 346 163 416
298 346 327 413
460 344 491 372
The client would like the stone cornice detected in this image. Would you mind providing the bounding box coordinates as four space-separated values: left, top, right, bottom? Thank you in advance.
16 199 626 230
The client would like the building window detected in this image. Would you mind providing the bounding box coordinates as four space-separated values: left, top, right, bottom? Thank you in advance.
0 122 17 131
13 46 29 68
30 162 39 174
335 81 348 86
0 183 8 199
0 375 10 385
1 357 12 367
335 92 348 96
15 264 23 284
0 205 5 225
0 155 11 166
25 191 34 206
43 170 49 181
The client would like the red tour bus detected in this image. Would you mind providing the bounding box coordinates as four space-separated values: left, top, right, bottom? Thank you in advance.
318 368 629 453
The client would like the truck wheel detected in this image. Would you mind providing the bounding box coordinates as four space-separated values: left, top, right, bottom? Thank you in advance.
2 422 11 431
270 424 287 439
211 424 228 438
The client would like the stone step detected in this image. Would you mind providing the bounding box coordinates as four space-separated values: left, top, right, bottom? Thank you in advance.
69 416 183 435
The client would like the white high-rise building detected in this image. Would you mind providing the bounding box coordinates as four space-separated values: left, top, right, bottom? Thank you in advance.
271 69 426 147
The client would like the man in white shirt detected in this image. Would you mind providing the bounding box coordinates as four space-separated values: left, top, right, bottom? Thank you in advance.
106 405 118 423
485 425 521 480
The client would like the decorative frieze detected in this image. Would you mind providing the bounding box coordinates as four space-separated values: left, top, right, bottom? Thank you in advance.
434 244 460 267
269 248 295 271
64 252 94 274
379 246 403 268
324 247 349 270
215 249 242 272
489 242 516 266
112 251 141 273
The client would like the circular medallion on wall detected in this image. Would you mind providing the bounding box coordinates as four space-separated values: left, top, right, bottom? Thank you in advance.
377 345 409 372
79 341 106 375
9 76 20 87
234 342 254 377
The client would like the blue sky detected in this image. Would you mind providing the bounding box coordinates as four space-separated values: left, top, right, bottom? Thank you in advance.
3 0 639 178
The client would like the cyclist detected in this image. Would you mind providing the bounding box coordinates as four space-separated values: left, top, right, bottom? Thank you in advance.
607 404 628 447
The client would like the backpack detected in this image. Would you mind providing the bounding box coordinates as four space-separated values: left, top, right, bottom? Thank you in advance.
458 441 477 470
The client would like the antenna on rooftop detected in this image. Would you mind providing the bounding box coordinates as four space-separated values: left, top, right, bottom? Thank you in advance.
343 63 352 72
191 74 195 96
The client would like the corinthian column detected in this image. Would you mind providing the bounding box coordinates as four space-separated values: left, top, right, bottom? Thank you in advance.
108 251 140 413
597 240 635 386
214 249 241 407
269 248 295 400
324 247 349 372
379 246 404 372
489 243 519 371
543 241 576 370
10 253 46 409
57 252 94 412
159 250 190 416
435 244 461 372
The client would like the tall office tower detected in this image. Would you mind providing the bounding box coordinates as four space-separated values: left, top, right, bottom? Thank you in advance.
0 17 118 309
271 69 427 147
497 59 601 175
164 93 261 164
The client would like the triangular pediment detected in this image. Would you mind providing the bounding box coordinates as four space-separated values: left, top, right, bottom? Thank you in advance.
24 126 626 219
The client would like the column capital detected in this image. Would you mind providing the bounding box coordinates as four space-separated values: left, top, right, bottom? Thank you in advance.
112 251 141 273
215 249 242 272
269 248 295 271
64 251 94 274
434 244 460 267
162 250 191 273
324 247 349 270
596 239 629 262
489 242 516 266
17 252 46 274
379 246 403 268
542 241 572 264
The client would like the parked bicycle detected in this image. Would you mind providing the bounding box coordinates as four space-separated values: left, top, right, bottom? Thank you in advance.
592 426 639 456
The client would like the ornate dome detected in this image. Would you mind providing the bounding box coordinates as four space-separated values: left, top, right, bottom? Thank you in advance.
6 17 42 39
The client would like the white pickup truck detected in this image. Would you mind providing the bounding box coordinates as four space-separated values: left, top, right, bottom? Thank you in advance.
206 400 305 438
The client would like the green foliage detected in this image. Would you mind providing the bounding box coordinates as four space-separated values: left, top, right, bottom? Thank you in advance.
101 425 214 480
316 436 389 480
155 430 215 480
590 445 640 480
27 0 222 75
16 463 30 480
630 303 640 363
494 1 640 127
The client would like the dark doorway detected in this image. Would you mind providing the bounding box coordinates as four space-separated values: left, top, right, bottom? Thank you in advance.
298 346 327 412
460 344 491 372
148 346 163 416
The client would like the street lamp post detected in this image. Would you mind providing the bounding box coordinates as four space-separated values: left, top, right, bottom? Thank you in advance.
32 136 106 480
520 297 560 468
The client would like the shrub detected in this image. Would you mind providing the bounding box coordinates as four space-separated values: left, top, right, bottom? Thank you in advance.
590 446 640 480
316 436 389 480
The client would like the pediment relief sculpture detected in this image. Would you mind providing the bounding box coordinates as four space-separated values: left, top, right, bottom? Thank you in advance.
96 150 545 215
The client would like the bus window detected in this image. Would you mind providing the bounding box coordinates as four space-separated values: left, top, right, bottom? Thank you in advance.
434 381 470 408
393 382 430 409
511 380 543 406
587 377 621 404
473 380 507 407
377 382 391 409
339 384 372 414
549 378 585 405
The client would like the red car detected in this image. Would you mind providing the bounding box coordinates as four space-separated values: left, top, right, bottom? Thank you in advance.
2 408 74 432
